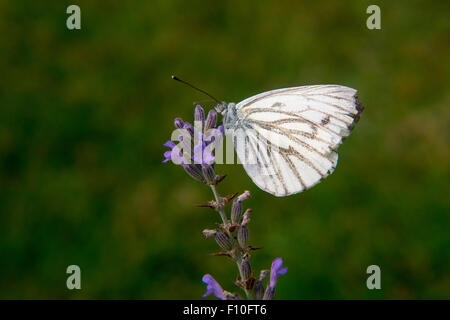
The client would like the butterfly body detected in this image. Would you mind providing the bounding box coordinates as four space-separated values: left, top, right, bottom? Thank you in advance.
222 103 240 133
216 85 364 197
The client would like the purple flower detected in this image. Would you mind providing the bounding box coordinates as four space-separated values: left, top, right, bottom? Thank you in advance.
163 140 188 164
163 105 224 183
193 134 215 164
263 258 287 300
269 258 288 288
162 141 176 163
202 274 225 300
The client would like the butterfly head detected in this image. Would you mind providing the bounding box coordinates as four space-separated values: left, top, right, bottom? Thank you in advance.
214 101 231 115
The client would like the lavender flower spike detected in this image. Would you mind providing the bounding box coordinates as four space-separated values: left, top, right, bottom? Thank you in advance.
269 258 288 288
202 274 225 300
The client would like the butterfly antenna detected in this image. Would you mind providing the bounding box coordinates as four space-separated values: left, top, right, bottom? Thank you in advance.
171 75 220 103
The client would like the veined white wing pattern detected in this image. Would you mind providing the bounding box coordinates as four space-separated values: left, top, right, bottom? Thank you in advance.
223 85 364 197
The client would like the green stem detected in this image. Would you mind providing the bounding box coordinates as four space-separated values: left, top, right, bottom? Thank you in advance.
210 184 230 229
209 184 253 300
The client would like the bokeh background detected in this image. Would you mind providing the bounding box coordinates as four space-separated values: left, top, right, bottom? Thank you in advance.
0 0 449 299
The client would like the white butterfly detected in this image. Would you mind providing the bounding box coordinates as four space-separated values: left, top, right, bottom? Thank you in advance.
215 85 364 197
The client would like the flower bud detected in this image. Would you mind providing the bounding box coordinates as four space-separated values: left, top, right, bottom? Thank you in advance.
253 281 264 300
195 105 205 123
240 260 252 280
182 164 205 183
231 200 242 224
205 110 217 131
237 225 249 248
202 229 217 238
201 164 216 185
263 286 275 300
183 122 194 137
174 118 184 129
215 231 232 251
237 190 251 202
242 208 252 226
178 134 191 152
258 270 269 281
223 291 242 300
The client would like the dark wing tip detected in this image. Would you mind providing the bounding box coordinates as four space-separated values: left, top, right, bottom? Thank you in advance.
354 95 365 113
352 95 365 124
346 95 365 133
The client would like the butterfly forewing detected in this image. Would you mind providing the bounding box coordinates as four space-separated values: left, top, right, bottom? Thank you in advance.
231 85 363 197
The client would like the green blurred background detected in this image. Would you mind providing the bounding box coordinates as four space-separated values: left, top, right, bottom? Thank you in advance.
0 0 449 299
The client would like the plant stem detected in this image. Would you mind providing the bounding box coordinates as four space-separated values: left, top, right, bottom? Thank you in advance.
210 184 229 228
209 184 253 300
